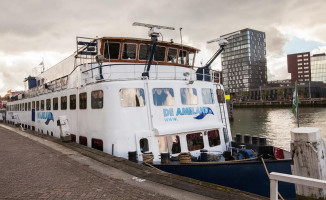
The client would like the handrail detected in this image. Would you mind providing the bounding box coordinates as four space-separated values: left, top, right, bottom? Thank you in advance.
269 172 326 200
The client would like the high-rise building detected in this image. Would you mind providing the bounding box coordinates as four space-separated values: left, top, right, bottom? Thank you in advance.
221 28 267 97
311 53 326 83
287 52 311 83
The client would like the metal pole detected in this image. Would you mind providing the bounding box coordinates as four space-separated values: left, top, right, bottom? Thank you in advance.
296 82 299 128
309 81 311 99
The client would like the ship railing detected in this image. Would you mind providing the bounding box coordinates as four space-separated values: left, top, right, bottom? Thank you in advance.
270 172 326 200
25 76 69 98
81 63 218 83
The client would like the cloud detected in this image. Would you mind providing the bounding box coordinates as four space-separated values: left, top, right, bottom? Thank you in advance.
1 0 326 93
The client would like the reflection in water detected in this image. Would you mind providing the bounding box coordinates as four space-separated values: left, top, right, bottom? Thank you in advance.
230 107 326 151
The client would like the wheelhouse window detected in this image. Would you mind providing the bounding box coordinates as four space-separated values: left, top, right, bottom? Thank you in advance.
167 48 177 63
180 88 197 105
104 42 120 59
154 46 166 62
153 88 175 106
140 138 149 153
70 95 76 110
61 96 67 110
122 43 137 60
158 135 181 154
217 89 225 103
46 99 51 110
208 129 221 147
120 88 145 107
40 100 44 111
178 50 187 64
188 52 195 66
91 90 103 109
202 88 214 104
53 97 58 110
36 101 39 111
79 92 87 109
139 44 151 60
186 132 204 151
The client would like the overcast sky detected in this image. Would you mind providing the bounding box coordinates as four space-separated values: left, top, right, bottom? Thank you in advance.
1 0 326 96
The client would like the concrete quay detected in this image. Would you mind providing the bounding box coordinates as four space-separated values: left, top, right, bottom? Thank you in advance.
0 123 266 200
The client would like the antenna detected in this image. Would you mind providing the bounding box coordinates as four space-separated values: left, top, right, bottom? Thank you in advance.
132 22 175 78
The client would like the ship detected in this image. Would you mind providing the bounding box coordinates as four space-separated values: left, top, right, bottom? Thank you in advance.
5 23 295 198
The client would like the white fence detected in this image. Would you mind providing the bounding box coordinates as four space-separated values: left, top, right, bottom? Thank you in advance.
270 172 326 200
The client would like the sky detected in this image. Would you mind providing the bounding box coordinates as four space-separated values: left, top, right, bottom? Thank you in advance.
1 0 326 96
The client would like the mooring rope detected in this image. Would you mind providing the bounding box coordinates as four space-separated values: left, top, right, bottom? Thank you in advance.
178 152 192 164
261 157 284 200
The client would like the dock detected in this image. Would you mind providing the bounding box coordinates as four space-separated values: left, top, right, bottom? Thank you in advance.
233 98 326 108
0 123 265 200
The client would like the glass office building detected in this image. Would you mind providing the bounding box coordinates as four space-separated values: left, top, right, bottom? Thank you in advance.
311 53 326 83
221 28 267 97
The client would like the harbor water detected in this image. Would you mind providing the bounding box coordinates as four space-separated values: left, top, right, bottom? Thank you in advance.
230 107 326 151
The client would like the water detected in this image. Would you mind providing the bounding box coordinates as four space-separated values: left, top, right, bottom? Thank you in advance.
230 107 326 151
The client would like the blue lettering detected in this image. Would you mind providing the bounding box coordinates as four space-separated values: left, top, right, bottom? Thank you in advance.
176 108 183 116
163 108 174 117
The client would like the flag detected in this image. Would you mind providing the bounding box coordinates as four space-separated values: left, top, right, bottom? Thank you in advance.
292 82 299 116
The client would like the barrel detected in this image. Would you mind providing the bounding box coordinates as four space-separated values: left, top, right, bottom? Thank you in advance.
200 149 208 162
252 136 259 145
259 137 267 146
161 152 170 164
244 134 251 144
128 151 138 163
235 133 242 143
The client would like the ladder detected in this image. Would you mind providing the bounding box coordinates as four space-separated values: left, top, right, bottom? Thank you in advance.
215 84 230 145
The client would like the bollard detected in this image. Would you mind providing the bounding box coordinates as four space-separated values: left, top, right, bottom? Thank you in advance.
291 127 326 199
244 134 251 144
259 137 267 146
128 151 138 163
200 149 208 162
235 133 242 143
252 136 259 145
161 152 170 164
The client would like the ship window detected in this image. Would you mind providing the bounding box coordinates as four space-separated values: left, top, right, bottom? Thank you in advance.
79 92 87 109
46 99 51 110
202 88 214 104
32 101 35 109
79 136 87 146
71 134 76 142
154 46 166 62
41 100 44 111
158 135 181 154
186 132 204 151
92 138 103 151
53 98 58 110
188 52 195 66
28 102 31 111
104 42 120 59
180 88 198 105
122 43 137 60
70 95 76 110
91 90 103 109
152 88 175 106
140 138 149 153
139 44 151 61
120 88 145 107
216 89 225 103
36 101 39 111
208 129 221 147
178 50 187 64
167 48 177 63
61 96 67 110
25 103 27 111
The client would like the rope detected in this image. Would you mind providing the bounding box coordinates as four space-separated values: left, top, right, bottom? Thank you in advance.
261 157 284 200
178 152 192 164
142 153 154 164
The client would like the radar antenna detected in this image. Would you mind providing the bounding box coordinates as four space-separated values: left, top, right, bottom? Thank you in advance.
132 22 175 78
197 31 240 81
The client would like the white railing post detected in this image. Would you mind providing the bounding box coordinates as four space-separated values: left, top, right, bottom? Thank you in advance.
270 179 278 200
